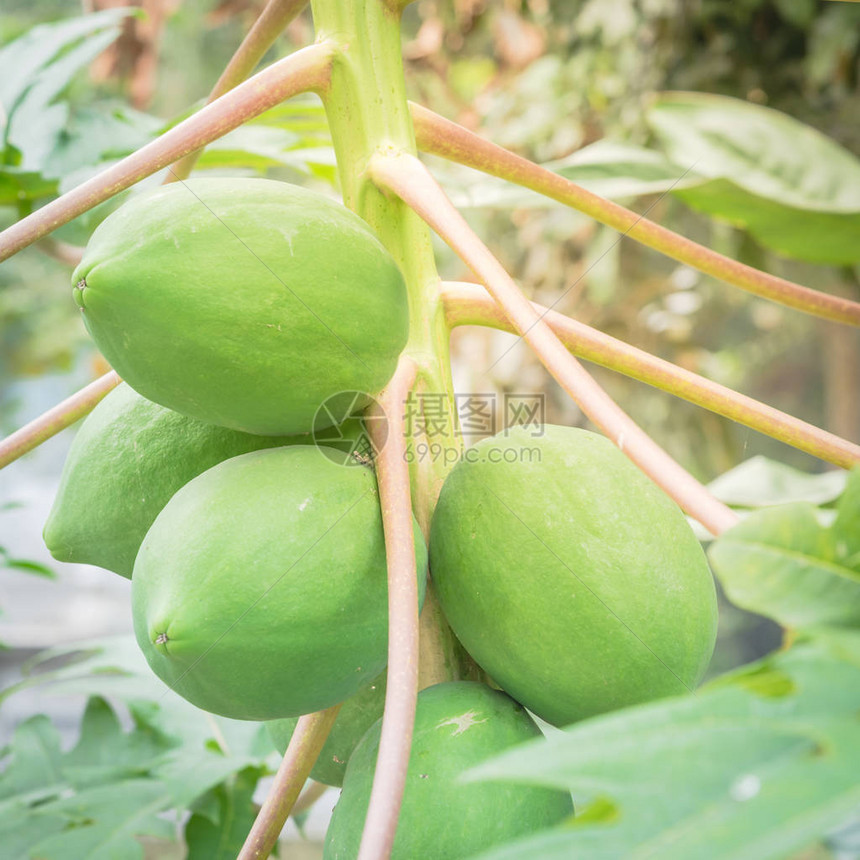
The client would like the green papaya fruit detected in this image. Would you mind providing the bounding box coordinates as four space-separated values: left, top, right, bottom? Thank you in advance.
266 670 386 787
429 425 718 727
324 682 573 859
132 446 427 721
43 383 367 578
71 178 409 436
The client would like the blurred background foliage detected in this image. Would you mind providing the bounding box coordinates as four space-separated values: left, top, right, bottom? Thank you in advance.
1 0 858 680
1 3 859 856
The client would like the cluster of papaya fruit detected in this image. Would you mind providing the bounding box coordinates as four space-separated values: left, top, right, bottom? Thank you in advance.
46 178 718 858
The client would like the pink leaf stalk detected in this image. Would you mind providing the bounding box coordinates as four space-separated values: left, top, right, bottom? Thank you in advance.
411 103 860 327
358 356 422 860
0 42 333 264
443 282 860 469
371 152 738 537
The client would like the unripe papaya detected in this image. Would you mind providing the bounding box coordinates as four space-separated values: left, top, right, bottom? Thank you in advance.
324 682 573 859
132 446 427 721
43 383 368 578
429 426 718 727
71 179 409 436
266 670 386 787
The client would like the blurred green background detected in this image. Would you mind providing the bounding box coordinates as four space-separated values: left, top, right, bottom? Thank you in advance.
0 2 858 855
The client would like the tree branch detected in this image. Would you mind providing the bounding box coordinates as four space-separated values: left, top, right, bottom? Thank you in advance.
238 705 341 860
371 152 737 536
0 41 334 264
0 371 120 470
410 103 860 327
443 281 860 469
358 355 421 860
167 0 310 182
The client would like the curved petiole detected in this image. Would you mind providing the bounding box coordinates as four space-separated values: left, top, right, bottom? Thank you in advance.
443 281 860 469
167 0 311 182
358 355 422 860
0 41 334 264
370 151 738 536
238 705 341 860
411 103 860 327
0 371 120 470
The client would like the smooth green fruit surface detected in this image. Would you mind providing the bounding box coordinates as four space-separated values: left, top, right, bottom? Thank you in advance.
266 671 386 787
132 446 427 721
429 426 718 727
42 383 316 577
72 178 409 436
324 682 573 859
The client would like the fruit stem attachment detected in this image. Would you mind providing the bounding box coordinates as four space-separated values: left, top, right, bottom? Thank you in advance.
167 0 311 182
443 282 860 469
360 355 421 860
410 103 860 327
238 704 341 860
370 151 738 536
0 41 334 264
0 371 120 470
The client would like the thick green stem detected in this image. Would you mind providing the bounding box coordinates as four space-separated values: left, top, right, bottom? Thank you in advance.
310 0 464 684
309 2 469 855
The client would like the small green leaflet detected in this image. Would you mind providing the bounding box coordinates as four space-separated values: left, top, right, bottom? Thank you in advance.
706 456 847 509
184 767 267 860
708 467 860 629
466 631 860 860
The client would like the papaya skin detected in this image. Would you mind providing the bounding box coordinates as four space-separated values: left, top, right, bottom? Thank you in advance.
429 425 718 727
266 670 386 787
72 178 409 436
132 445 427 721
42 384 366 578
323 682 573 859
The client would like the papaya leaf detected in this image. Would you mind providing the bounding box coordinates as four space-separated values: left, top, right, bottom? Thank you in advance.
706 456 847 509
62 696 174 789
184 767 265 860
0 9 132 117
1 636 275 809
0 167 57 206
0 715 65 809
467 634 860 860
708 469 860 629
25 779 176 860
648 92 860 264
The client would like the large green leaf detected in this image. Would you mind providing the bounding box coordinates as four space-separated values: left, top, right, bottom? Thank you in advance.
27 780 176 860
708 469 860 629
467 632 860 860
648 92 860 264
